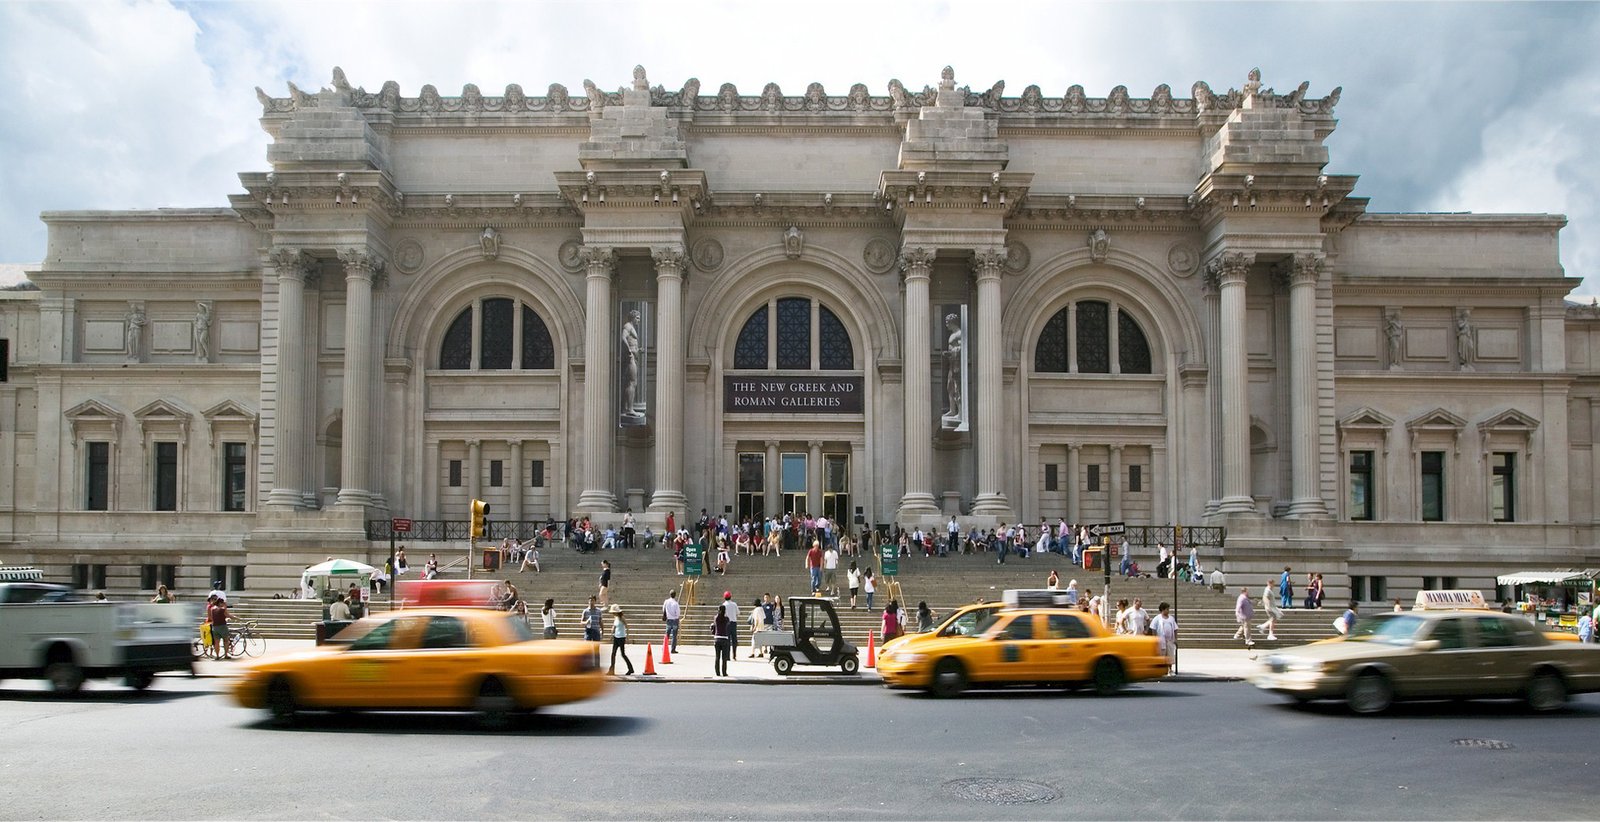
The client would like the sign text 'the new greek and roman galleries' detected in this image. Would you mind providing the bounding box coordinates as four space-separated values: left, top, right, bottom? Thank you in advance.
723 376 864 414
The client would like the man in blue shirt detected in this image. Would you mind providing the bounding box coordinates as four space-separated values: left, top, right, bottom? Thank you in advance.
1339 601 1359 636
1279 566 1294 609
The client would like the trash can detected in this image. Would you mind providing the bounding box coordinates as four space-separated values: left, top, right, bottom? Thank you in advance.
483 548 501 571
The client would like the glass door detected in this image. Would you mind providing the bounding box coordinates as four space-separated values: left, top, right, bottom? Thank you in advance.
737 452 765 522
823 454 849 525
781 452 807 515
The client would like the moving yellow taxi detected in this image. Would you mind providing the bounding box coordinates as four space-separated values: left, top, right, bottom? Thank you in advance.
878 601 1004 656
878 608 1171 697
232 608 607 726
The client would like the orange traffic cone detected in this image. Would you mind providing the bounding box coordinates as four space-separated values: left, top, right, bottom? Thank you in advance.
660 634 673 664
642 643 657 676
865 630 876 668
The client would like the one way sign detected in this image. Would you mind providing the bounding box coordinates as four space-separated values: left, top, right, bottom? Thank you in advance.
1088 521 1126 538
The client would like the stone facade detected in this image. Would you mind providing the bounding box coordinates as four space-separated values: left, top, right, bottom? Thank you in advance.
0 66 1594 601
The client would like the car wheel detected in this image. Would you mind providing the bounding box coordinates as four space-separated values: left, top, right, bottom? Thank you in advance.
931 658 966 698
266 676 299 726
126 672 155 691
474 677 516 730
1092 657 1126 696
773 655 794 675
840 656 860 675
45 661 84 695
1526 670 1568 712
1346 671 1393 715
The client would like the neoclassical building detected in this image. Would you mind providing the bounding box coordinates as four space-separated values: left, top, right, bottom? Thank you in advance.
1 65 1595 599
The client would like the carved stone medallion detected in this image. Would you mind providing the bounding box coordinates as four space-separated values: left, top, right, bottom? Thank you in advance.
1004 240 1030 274
692 238 724 272
558 239 585 273
394 238 425 274
862 237 896 274
1167 242 1200 277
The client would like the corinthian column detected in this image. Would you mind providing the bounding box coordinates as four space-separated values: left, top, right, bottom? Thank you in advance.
1286 252 1329 517
575 246 618 513
650 245 689 513
897 248 939 517
267 249 308 509
970 247 1012 517
336 248 381 508
1212 251 1257 514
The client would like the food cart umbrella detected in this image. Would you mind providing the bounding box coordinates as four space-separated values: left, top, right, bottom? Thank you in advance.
305 558 376 576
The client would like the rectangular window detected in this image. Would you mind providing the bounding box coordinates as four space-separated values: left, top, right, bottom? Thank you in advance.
781 452 807 514
87 441 110 511
448 459 462 487
1422 576 1437 592
0 338 8 382
1044 463 1058 492
73 563 107 590
1087 464 1101 493
737 452 765 522
229 565 246 591
1442 576 1458 590
1420 451 1444 521
489 460 503 488
1350 575 1366 602
223 442 247 512
210 565 228 590
823 455 849 525
1348 450 1374 521
530 460 545 488
141 564 158 590
142 564 177 590
1491 452 1516 522
1129 464 1143 493
154 441 179 511
1370 576 1388 603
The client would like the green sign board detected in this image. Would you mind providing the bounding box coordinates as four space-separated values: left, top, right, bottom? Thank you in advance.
878 543 898 577
684 543 704 577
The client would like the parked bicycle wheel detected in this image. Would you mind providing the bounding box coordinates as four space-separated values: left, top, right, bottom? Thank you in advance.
226 631 245 659
243 631 266 657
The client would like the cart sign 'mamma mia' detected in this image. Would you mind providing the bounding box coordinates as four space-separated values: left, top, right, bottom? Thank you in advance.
724 376 864 413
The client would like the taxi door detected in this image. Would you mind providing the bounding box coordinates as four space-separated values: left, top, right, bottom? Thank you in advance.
978 613 1046 683
326 615 427 707
393 615 477 707
1410 615 1480 697
1041 613 1100 682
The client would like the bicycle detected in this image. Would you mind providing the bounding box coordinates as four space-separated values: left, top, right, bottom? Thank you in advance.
190 620 264 660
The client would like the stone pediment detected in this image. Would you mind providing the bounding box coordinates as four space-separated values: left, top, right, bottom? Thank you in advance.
1477 408 1539 433
1339 407 1394 431
64 399 124 441
133 399 193 439
203 400 258 446
1405 407 1468 432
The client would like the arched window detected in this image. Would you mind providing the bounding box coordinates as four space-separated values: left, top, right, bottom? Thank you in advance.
438 297 557 370
731 298 854 371
1034 300 1154 375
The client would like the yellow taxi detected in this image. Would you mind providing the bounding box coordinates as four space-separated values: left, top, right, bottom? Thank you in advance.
877 607 1171 697
232 608 607 726
878 601 1004 657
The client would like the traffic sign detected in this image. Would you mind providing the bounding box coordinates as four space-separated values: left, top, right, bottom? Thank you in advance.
391 518 413 533
1088 521 1125 537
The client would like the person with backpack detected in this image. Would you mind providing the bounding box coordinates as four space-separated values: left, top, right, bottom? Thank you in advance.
711 608 732 677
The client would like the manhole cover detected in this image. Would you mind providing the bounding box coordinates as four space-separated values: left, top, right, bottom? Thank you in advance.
942 777 1061 805
1452 738 1514 750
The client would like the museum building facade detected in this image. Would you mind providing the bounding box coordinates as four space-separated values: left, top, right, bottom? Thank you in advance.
0 65 1596 599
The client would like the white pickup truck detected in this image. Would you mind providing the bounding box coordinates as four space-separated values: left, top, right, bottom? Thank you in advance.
0 582 196 693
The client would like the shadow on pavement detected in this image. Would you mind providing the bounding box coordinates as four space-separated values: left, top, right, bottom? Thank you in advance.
243 710 651 737
895 685 1202 701
1268 697 1600 720
0 688 208 704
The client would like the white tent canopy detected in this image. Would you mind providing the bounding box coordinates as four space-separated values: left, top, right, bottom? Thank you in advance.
1496 570 1595 586
0 566 43 581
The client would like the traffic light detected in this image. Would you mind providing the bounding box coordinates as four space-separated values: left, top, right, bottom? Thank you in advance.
471 499 490 538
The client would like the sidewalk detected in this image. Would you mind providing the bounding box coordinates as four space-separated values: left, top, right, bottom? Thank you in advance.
192 640 1260 683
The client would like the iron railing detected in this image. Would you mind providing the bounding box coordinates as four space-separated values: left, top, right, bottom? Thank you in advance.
1121 525 1226 548
366 520 566 542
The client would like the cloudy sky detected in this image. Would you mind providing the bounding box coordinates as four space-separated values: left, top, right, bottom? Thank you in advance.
1 0 1596 297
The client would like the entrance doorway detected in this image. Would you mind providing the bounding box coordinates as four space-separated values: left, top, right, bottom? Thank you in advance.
737 452 765 521
781 452 807 514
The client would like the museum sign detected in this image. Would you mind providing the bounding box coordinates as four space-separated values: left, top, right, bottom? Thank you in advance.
723 376 864 413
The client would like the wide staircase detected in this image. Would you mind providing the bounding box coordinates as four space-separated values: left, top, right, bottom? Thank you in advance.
230 543 1340 650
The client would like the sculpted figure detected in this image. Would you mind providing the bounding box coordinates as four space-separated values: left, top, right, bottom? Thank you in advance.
194 301 213 363
126 304 147 361
583 79 604 110
942 313 964 427
480 226 500 259
888 79 909 109
1385 311 1404 369
620 309 644 422
1456 310 1476 369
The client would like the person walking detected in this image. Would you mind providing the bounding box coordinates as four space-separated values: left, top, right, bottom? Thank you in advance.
847 562 861 609
805 540 824 595
607 605 634 676
823 543 840 597
1150 602 1178 669
711 608 732 676
662 589 682 653
597 560 612 606
721 591 740 660
863 568 877 611
1337 600 1360 636
581 595 604 644
748 597 766 659
881 601 903 641
916 601 934 633
1279 566 1294 609
1257 580 1282 641
1233 587 1256 647
541 598 558 639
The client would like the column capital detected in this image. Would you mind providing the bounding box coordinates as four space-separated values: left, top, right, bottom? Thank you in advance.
898 246 936 280
1109 443 1124 454
651 245 688 277
1205 250 1255 287
466 438 481 449
1274 251 1324 289
971 246 1007 281
765 440 780 449
807 440 823 450
1067 443 1081 453
580 245 617 276
338 248 385 283
269 248 312 282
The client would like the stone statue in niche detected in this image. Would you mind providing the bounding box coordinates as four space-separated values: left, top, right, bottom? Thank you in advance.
125 303 147 362
619 308 645 425
1456 309 1476 370
941 313 965 431
784 226 804 259
194 300 213 363
480 226 500 260
1088 229 1110 263
1385 310 1404 370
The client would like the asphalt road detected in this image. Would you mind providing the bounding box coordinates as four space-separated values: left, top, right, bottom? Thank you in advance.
1 675 1596 820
